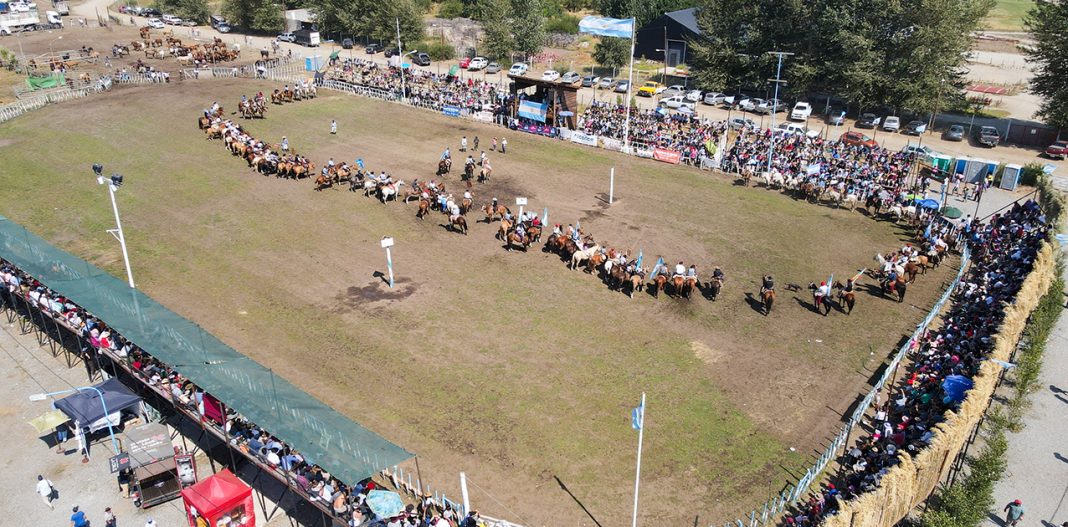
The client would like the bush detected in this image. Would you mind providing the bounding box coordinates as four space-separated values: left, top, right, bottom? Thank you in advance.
545 13 580 34
1019 162 1044 187
438 0 463 19
419 40 456 61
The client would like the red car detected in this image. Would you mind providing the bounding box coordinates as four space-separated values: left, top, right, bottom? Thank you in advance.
1046 140 1068 160
458 57 471 69
840 131 878 149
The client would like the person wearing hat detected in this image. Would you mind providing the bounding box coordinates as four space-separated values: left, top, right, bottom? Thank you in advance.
761 275 775 295
104 507 117 527
1004 499 1025 526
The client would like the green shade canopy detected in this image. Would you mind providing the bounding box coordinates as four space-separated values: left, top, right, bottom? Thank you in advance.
0 216 412 484
943 207 964 219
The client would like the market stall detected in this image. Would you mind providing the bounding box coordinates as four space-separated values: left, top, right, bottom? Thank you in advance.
181 469 255 527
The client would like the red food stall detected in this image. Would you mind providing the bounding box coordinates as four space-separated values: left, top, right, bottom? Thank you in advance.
180 469 255 527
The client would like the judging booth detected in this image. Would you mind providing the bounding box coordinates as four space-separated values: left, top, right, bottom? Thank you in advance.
181 469 255 527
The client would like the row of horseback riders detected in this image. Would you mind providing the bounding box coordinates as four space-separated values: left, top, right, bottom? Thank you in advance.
238 93 267 119
436 147 493 184
270 82 317 105
200 114 316 179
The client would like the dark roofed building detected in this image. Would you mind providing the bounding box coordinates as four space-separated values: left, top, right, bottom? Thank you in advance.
634 8 702 67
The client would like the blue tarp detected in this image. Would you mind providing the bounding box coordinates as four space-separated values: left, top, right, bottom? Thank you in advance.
941 374 974 404
916 199 941 210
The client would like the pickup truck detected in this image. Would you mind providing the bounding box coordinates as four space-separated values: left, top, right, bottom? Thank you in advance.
976 126 1000 147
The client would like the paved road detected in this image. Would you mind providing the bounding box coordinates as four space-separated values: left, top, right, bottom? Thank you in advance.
984 265 1068 527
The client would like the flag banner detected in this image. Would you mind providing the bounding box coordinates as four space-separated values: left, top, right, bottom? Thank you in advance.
518 100 549 123
631 401 643 430
578 16 635 38
356 158 365 170
635 251 643 268
648 257 665 279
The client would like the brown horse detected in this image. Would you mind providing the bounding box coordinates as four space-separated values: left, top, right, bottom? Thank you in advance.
460 197 473 215
761 289 776 315
587 251 606 274
883 277 907 302
416 199 431 219
706 277 722 301
671 275 685 297
314 174 332 191
682 276 699 299
608 264 628 291
497 219 513 241
903 261 920 283
832 281 855 315
628 272 644 298
449 215 468 235
505 231 530 251
482 204 508 223
437 158 452 176
651 274 668 298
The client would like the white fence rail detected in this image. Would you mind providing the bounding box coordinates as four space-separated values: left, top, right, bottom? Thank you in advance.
0 83 110 124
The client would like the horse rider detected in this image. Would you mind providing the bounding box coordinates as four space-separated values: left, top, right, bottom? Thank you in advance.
491 197 499 212
552 224 562 237
280 136 289 153
448 201 461 221
465 155 476 173
479 150 487 166
210 101 220 114
814 281 831 311
241 94 248 104
529 214 541 228
463 190 472 201
673 261 686 280
687 265 698 281
440 147 451 161
760 275 775 295
515 222 526 240
840 278 856 295
712 266 725 282
461 136 468 152
327 157 336 170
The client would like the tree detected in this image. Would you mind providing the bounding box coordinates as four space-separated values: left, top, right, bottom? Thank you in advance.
222 0 283 32
306 0 423 45
1025 0 1068 130
156 0 210 24
593 36 628 69
480 0 515 60
511 0 545 57
597 0 700 28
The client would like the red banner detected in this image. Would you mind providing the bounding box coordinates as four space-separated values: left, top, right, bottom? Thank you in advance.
653 148 682 164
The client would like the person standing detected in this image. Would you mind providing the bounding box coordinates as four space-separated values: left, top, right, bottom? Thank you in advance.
473 136 479 150
71 506 89 527
55 422 69 453
1004 499 1025 526
330 119 337 135
501 137 507 154
104 507 117 527
36 475 55 510
460 136 467 152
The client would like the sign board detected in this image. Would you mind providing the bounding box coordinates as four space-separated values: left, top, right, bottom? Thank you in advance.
380 237 395 248
570 131 598 147
515 197 528 206
125 422 174 468
109 452 131 474
652 148 682 164
442 106 461 117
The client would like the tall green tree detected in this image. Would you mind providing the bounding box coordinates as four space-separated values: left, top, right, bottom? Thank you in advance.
597 0 700 28
156 0 210 23
480 0 515 60
593 36 628 69
222 0 283 32
1025 0 1068 130
306 0 423 45
511 0 545 57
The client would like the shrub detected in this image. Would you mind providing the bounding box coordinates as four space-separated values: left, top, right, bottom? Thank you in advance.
1019 162 1044 187
438 0 463 19
545 13 580 34
419 40 456 61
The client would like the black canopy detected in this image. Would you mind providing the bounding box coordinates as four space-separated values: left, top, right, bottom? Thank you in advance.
54 378 142 426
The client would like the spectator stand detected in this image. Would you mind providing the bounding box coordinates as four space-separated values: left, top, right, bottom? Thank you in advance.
507 75 578 130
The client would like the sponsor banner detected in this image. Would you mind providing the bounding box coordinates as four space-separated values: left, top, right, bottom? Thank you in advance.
442 105 461 117
653 147 682 164
633 147 654 159
558 128 573 140
601 137 622 151
570 131 598 147
473 110 494 123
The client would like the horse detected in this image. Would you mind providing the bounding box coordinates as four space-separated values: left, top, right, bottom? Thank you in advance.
448 215 468 235
671 275 685 298
314 174 332 191
496 219 513 241
706 277 722 301
651 274 668 298
761 289 775 315
903 261 920 283
587 251 606 275
882 277 907 302
682 276 699 299
437 158 452 176
807 283 831 315
570 245 601 270
762 170 784 189
606 263 628 291
478 166 491 183
506 231 532 251
832 281 856 315
378 181 405 203
841 193 859 212
482 204 509 223
416 199 431 219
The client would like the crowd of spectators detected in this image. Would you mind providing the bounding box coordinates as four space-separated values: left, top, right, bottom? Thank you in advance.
577 101 728 165
785 199 1051 527
0 258 477 527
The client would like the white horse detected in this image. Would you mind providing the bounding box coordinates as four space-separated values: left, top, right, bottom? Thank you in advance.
379 180 405 203
761 169 785 189
842 193 859 211
888 204 917 221
570 244 601 270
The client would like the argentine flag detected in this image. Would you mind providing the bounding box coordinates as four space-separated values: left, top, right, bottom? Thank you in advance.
631 400 644 430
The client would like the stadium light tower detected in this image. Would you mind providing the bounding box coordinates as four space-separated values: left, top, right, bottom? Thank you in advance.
94 164 135 288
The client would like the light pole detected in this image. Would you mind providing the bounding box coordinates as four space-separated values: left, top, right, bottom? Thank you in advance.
766 51 793 174
395 18 406 101
29 386 120 455
49 34 63 58
94 164 135 288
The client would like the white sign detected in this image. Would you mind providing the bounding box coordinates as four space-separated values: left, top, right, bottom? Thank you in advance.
380 237 395 248
515 197 528 206
570 131 598 147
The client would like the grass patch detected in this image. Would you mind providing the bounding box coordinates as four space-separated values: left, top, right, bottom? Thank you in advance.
983 0 1034 31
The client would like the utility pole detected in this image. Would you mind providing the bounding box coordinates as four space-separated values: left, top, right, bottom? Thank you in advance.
766 51 793 174
396 18 405 102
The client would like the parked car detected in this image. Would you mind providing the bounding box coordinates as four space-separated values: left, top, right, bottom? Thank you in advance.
598 77 615 89
703 92 727 105
215 22 231 32
739 98 763 112
468 57 488 71
277 32 296 43
659 95 696 110
840 131 878 148
485 62 501 74
182 19 198 26
637 81 664 97
614 80 631 93
412 52 431 66
721 95 736 107
882 116 901 132
560 71 581 84
458 57 472 69
775 122 808 136
754 98 781 114
685 89 702 103
976 126 1000 147
661 84 687 97
790 102 812 121
827 109 846 126
901 144 933 158
508 63 529 76
857 113 881 128
944 124 965 141
905 120 927 135
728 117 757 130
141 8 161 16
341 38 354 49
1045 140 1068 160
147 18 165 29
161 14 182 25
581 75 600 87
541 69 560 81
365 43 383 54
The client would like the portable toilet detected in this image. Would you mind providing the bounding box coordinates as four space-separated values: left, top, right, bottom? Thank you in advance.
964 158 990 182
953 156 970 175
1000 163 1022 191
304 55 322 71
930 153 953 173
980 159 1000 177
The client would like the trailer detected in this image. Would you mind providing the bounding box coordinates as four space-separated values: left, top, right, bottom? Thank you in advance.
0 8 40 34
53 0 68 15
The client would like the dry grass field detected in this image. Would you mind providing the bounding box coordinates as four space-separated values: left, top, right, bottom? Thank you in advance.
0 79 957 525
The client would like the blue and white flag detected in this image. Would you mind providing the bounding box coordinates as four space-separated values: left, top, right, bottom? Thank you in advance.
356 158 365 170
579 16 635 38
631 401 644 430
635 250 644 268
648 257 665 279
542 207 549 224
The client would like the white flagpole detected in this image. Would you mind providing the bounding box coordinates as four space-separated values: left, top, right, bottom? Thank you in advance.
631 391 646 527
622 18 636 154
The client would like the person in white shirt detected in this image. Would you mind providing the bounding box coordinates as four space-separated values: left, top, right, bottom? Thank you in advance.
35 475 55 509
673 261 686 278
